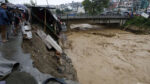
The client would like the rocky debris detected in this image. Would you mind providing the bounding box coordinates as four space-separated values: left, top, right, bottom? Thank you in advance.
22 23 32 39
22 29 78 81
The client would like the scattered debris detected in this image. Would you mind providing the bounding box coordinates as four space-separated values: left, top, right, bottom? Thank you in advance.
22 24 32 39
90 32 116 37
22 30 78 81
36 29 62 53
70 24 101 30
141 12 149 18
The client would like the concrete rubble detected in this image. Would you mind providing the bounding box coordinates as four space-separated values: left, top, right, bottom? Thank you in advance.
37 30 52 49
22 24 32 39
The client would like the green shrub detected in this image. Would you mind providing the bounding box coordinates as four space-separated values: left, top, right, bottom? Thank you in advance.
124 16 150 28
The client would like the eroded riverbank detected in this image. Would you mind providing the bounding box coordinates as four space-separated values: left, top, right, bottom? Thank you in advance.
65 28 150 84
22 25 78 83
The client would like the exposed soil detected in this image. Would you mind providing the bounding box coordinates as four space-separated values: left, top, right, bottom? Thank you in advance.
124 25 150 34
65 28 150 84
22 25 78 81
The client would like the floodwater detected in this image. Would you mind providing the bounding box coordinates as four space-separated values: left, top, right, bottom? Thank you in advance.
65 25 150 84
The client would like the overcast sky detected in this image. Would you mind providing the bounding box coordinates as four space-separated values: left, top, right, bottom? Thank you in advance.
8 0 84 5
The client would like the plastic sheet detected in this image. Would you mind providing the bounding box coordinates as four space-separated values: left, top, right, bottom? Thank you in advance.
0 56 19 79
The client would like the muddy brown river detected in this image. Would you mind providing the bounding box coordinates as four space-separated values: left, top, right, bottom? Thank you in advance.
65 27 150 84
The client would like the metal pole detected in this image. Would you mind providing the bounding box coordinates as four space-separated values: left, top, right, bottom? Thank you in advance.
44 9 47 32
67 14 69 31
34 0 37 5
46 0 49 6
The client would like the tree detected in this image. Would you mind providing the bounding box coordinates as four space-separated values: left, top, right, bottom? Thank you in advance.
82 0 109 15
5 0 9 3
56 9 64 15
141 0 149 9
82 0 93 14
64 8 72 12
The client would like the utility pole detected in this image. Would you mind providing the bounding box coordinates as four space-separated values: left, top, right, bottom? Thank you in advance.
119 0 123 7
133 0 138 12
34 0 37 5
46 0 49 6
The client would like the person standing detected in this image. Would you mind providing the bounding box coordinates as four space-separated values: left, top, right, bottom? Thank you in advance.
0 3 9 43
14 8 20 35
6 8 13 39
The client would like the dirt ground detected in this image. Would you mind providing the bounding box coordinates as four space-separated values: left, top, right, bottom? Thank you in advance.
22 28 78 81
65 28 150 84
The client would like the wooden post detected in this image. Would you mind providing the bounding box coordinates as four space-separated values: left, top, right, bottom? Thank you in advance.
44 8 47 32
54 23 57 34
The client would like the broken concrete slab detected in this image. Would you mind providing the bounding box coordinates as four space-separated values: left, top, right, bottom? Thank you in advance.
37 30 52 49
45 35 63 53
37 30 47 40
43 40 52 49
22 25 32 39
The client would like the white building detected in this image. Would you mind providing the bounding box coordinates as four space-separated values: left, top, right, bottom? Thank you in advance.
56 2 85 14
117 0 133 11
77 6 85 13
0 0 5 3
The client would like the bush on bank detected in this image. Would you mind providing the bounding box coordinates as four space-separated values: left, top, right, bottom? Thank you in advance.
124 16 150 29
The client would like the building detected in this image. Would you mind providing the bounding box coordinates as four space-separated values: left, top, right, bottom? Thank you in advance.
109 0 149 12
0 0 5 3
56 1 85 14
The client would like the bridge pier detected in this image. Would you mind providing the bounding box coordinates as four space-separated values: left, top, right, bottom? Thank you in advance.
120 20 126 26
67 23 71 31
120 19 123 26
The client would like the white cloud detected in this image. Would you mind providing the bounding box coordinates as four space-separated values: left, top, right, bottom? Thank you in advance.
8 0 84 5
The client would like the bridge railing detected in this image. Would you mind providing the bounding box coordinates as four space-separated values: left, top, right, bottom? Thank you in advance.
59 14 129 20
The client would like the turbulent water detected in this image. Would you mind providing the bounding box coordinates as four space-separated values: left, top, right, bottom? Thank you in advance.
65 25 150 84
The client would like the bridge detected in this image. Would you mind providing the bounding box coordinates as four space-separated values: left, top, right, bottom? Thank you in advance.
60 15 130 29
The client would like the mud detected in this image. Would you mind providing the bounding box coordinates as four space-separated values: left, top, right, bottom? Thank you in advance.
65 28 150 84
124 26 150 34
22 26 78 81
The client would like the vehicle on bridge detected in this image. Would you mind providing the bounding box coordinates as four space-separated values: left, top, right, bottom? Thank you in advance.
100 11 129 16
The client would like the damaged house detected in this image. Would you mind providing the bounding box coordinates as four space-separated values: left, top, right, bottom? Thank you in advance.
30 6 62 41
